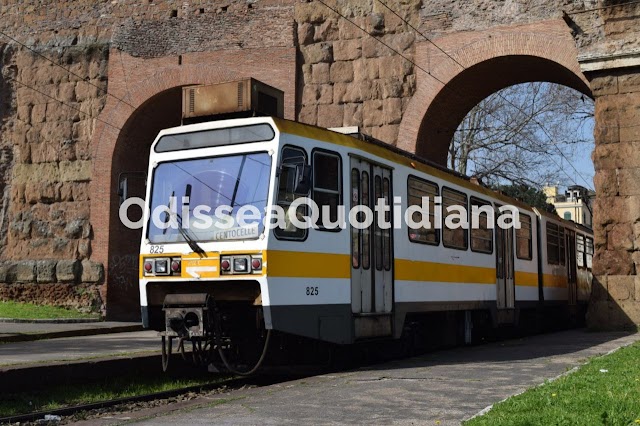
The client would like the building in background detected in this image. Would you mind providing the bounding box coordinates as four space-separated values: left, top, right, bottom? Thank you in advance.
543 185 594 228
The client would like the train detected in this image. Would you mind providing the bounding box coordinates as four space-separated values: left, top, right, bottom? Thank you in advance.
136 116 593 373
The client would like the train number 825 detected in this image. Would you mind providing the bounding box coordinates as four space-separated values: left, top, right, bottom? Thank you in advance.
306 286 319 296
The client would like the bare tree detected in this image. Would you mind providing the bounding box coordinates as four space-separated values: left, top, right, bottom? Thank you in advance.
449 82 594 188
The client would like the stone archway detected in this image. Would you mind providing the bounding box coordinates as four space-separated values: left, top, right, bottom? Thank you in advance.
398 20 592 165
90 48 295 320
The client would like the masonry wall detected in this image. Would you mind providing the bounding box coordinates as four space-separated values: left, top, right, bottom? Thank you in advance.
581 2 640 329
0 0 637 324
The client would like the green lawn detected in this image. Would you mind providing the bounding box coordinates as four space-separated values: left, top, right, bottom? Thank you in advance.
0 301 99 320
0 375 230 417
465 341 640 426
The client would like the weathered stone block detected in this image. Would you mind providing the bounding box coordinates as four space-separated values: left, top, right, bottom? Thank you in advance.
314 19 338 42
317 104 344 128
608 275 633 301
363 37 393 58
343 103 363 127
298 105 317 126
607 223 633 251
371 124 399 145
618 73 640 94
589 75 618 96
15 261 36 283
81 260 104 283
353 58 379 81
363 99 383 127
378 56 413 79
36 260 57 283
302 85 320 105
311 63 330 84
301 43 333 63
56 260 81 283
59 160 92 182
337 16 365 39
330 61 354 83
382 33 415 53
64 219 86 239
77 239 91 259
379 79 403 99
333 39 362 61
297 22 314 45
593 170 619 197
593 248 633 275
318 84 333 105
383 97 402 124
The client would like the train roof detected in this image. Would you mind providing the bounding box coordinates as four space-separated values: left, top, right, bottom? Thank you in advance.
154 116 592 235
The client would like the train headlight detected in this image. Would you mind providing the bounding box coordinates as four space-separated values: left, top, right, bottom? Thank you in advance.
155 259 168 275
233 257 248 273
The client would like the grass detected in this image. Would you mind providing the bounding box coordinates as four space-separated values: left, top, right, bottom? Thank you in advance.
0 301 99 320
465 341 640 426
0 375 231 417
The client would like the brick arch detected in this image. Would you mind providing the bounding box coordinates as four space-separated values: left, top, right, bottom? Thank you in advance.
398 20 592 165
89 48 295 319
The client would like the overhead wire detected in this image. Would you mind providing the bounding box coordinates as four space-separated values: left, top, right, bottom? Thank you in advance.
372 0 595 190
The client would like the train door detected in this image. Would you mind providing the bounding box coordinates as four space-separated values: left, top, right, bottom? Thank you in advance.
349 158 393 316
495 217 515 310
566 230 578 305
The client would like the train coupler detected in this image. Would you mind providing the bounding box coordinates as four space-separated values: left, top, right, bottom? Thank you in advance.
162 293 212 338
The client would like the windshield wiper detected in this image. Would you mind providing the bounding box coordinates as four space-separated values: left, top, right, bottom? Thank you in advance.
165 186 206 256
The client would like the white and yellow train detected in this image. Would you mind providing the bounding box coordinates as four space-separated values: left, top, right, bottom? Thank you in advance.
138 117 593 370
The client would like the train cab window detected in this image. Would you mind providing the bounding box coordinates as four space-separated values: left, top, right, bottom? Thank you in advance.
407 176 439 245
586 236 594 269
516 213 533 260
274 146 308 240
470 197 493 254
576 234 585 268
546 222 566 266
312 150 342 231
442 187 468 250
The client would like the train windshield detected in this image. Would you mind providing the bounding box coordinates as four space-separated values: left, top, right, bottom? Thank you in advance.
147 152 272 243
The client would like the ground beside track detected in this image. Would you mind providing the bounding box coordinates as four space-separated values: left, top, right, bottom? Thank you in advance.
82 329 639 426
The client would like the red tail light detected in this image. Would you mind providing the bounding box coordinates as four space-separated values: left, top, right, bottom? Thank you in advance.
251 258 262 270
171 260 181 272
144 261 153 272
221 259 231 271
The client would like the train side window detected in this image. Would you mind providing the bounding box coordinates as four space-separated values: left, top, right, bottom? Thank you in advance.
312 150 342 231
559 226 566 266
351 168 360 268
407 176 439 245
576 234 585 268
382 177 391 271
274 146 308 240
585 236 594 269
361 170 371 269
546 223 559 264
374 175 383 271
470 197 493 254
546 222 565 265
442 187 468 251
516 213 533 260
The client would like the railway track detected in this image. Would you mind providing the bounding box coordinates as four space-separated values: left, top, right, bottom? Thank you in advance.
0 367 322 425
